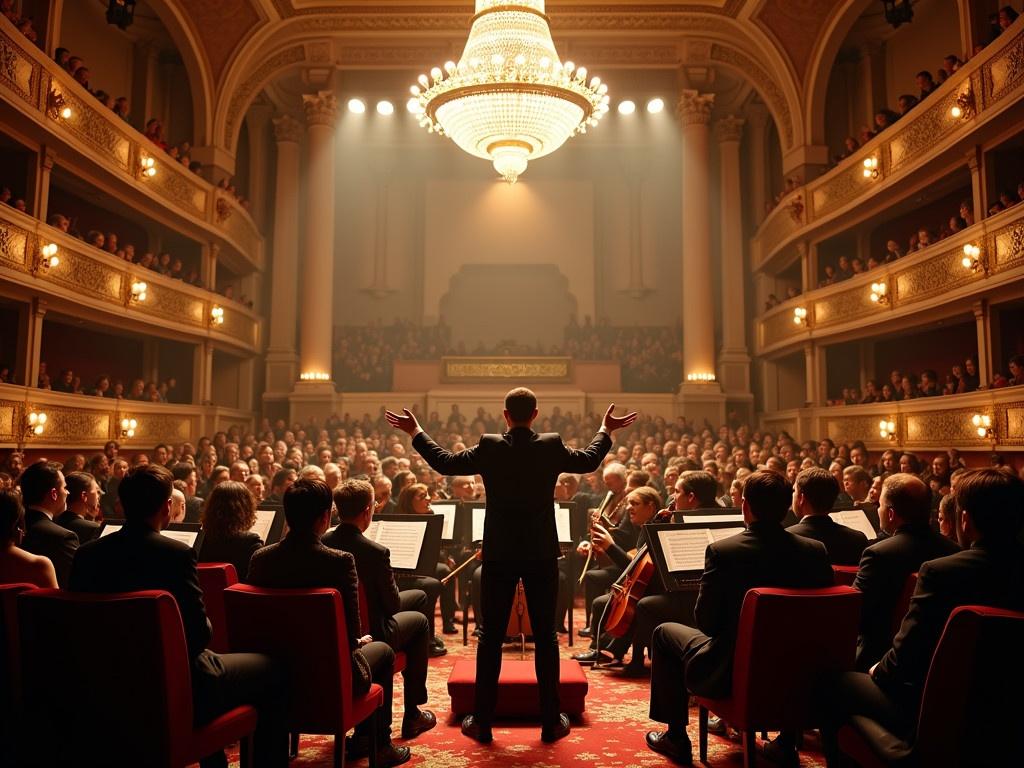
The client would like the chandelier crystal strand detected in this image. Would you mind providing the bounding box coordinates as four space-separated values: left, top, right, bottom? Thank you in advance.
414 0 609 183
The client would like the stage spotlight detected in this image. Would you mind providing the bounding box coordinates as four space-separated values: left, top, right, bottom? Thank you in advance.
618 100 636 115
646 98 664 114
347 98 366 114
376 100 394 116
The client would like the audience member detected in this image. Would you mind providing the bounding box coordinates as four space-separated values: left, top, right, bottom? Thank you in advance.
18 460 78 587
0 489 58 588
197 480 262 581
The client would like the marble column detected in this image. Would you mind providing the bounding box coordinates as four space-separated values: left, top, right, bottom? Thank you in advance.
265 113 302 395
973 300 992 386
716 115 751 401
297 91 338 386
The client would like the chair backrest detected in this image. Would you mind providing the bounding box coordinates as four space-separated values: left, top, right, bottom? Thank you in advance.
1 583 36 765
730 587 862 728
916 605 1024 766
357 580 370 637
224 584 352 733
832 565 859 586
890 571 918 635
198 562 239 653
18 589 193 767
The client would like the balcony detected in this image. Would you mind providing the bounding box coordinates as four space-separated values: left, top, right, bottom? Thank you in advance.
752 20 1024 272
0 205 260 353
0 382 253 448
757 203 1024 356
760 386 1024 452
0 17 262 272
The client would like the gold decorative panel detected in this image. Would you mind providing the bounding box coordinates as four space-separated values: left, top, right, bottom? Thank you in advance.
0 27 38 106
810 162 869 219
0 219 30 271
442 357 572 382
1004 403 1024 446
893 245 979 303
761 307 804 349
984 30 1024 103
887 89 960 174
147 161 208 217
218 196 261 261
218 306 257 347
0 402 18 442
51 79 131 172
24 402 111 444
825 415 893 445
904 407 980 446
128 414 196 444
144 283 206 327
47 245 124 304
812 283 876 328
991 219 1024 272
755 205 798 264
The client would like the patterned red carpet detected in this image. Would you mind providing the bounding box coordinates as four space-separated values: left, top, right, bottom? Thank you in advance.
210 604 828 767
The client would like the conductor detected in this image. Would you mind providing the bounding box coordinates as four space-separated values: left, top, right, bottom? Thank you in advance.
387 388 636 744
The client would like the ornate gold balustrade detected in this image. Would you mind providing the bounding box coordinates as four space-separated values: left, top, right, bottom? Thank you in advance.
0 205 260 353
752 21 1024 272
757 203 1024 356
760 387 1024 452
0 17 262 271
0 383 253 448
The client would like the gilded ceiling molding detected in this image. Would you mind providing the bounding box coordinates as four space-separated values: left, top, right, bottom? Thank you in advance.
711 42 793 147
753 0 840 84
270 2 748 18
223 44 305 149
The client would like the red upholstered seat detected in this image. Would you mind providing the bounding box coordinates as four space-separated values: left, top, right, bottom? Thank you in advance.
17 589 257 767
223 584 384 764
839 605 1024 767
833 564 859 586
358 581 406 674
696 587 861 767
198 562 239 653
448 658 589 717
890 572 917 635
1 583 36 767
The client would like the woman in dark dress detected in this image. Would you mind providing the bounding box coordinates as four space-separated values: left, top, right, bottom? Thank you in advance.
198 480 262 581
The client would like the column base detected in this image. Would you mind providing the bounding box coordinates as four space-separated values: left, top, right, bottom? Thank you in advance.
717 348 752 396
264 349 299 396
289 380 338 425
675 382 726 427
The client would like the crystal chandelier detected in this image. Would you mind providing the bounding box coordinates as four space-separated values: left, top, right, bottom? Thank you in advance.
412 0 609 183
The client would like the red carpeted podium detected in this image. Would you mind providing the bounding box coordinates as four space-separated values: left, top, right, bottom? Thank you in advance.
447 659 589 717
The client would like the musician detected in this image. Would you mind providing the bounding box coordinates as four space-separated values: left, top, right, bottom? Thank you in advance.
787 467 868 566
387 389 635 745
645 471 833 766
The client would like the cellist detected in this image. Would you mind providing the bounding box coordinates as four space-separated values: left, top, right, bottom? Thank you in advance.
572 471 720 677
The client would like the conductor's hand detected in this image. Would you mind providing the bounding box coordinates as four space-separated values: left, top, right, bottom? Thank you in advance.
591 523 612 553
385 408 421 436
602 403 638 434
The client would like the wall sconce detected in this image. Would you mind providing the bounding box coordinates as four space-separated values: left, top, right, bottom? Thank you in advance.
128 280 148 304
33 243 60 274
950 89 975 119
961 243 984 273
686 372 717 383
862 156 879 179
26 411 47 437
210 305 225 325
870 281 889 305
971 413 994 440
793 306 808 326
47 89 71 120
300 371 331 382
878 419 896 441
139 155 156 178
120 417 137 439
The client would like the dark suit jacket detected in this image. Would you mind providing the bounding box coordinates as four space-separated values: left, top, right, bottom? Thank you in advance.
788 514 868 566
70 521 211 662
248 532 362 649
413 428 611 561
688 522 834 696
55 511 101 546
198 532 263 582
184 496 204 524
23 508 79 588
323 523 401 641
873 540 1024 713
853 523 961 669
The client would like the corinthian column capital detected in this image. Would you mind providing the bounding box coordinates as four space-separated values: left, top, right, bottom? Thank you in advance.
715 115 745 143
272 113 303 143
676 89 715 126
302 91 338 128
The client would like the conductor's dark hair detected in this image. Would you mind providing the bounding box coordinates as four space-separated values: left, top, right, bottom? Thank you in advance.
504 387 537 423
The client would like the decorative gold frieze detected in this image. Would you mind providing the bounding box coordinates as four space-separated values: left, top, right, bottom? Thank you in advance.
811 283 877 328
225 44 305 149
45 241 124 304
442 357 572 382
50 78 131 172
825 415 892 445
761 306 804 349
218 305 256 347
129 414 196 444
810 160 871 220
23 401 111 444
0 26 38 106
991 219 1024 272
905 406 986 446
143 283 207 327
0 218 30 271
1005 403 1024 446
893 244 980 303
146 157 208 216
984 30 1024 103
755 203 799 262
887 89 960 174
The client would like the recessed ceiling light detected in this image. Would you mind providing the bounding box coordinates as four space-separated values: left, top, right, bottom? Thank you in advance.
646 98 665 114
347 98 366 114
376 100 394 116
617 100 636 115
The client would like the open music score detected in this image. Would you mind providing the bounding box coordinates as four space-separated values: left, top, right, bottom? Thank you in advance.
432 503 457 540
555 503 572 543
249 509 277 544
830 508 878 540
160 529 202 548
472 507 486 542
99 522 203 548
683 512 744 523
657 527 745 572
365 519 427 570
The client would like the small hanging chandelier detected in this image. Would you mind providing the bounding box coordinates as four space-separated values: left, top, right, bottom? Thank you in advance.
412 0 609 183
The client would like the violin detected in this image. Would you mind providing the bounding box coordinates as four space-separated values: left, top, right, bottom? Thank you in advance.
601 507 674 638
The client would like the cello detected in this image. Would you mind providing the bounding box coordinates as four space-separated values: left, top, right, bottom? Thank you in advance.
600 507 673 638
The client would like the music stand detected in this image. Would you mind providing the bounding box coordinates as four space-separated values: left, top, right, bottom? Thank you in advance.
369 513 444 578
644 521 746 593
164 522 205 550
252 507 286 545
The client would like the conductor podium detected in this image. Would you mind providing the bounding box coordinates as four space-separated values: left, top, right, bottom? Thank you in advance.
447 659 589 717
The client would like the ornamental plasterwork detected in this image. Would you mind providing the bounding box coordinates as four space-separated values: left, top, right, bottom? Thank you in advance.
810 161 865 219
677 89 715 124
984 30 1024 103
272 113 303 143
130 414 196 443
905 406 988 446
47 244 124 304
272 2 748 19
337 45 452 67
761 306 803 349
143 283 207 327
710 43 793 147
443 358 571 381
302 90 338 127
992 219 1024 271
812 283 876 328
887 89 959 174
54 79 132 171
23 402 111 444
561 43 680 67
0 27 37 105
0 220 29 271
826 415 889 445
148 161 207 215
893 245 979 304
1005 403 1024 445
225 44 305 148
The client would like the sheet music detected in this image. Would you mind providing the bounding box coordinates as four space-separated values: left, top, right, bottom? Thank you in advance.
366 519 427 570
686 514 744 523
432 504 457 540
555 503 572 543
708 527 745 542
249 509 276 543
161 529 200 547
472 508 486 542
657 529 712 572
830 509 878 540
100 524 121 538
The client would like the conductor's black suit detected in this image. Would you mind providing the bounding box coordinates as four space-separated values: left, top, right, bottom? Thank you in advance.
413 426 611 728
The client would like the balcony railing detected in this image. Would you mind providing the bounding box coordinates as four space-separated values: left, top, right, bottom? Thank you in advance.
0 205 260 353
0 383 254 448
0 17 262 271
757 203 1024 355
752 19 1024 271
760 387 1024 451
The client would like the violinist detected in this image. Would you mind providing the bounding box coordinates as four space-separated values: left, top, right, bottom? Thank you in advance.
572 471 719 677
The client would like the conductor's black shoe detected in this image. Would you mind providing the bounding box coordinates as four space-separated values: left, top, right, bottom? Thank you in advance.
645 731 693 765
541 713 571 743
577 627 593 638
401 709 437 739
429 637 448 657
442 621 458 634
571 649 615 665
461 715 493 744
377 743 412 768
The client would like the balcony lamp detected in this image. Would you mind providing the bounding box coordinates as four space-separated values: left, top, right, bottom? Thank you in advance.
961 243 982 272
793 306 808 326
878 420 896 441
27 411 47 437
862 157 879 179
870 281 889 305
120 417 137 439
35 243 59 273
971 414 994 440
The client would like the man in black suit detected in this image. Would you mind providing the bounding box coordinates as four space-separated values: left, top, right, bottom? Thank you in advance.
70 465 288 768
388 389 636 744
853 473 960 671
645 470 834 766
172 463 204 523
787 467 867 566
19 460 78 587
56 471 102 544
248 479 411 767
323 479 436 743
826 468 1024 762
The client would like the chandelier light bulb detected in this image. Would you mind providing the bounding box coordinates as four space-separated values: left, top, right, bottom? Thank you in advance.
407 97 422 114
445 61 457 74
563 60 575 73
431 66 443 81
418 74 429 88
514 54 526 66
618 100 636 115
376 100 395 115
539 56 550 69
646 97 665 114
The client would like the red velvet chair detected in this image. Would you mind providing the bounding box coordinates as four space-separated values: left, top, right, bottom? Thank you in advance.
358 581 406 674
890 572 918 635
839 605 1024 767
223 584 384 768
833 564 860 586
198 561 239 653
17 589 257 767
696 586 862 767
1 583 36 767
